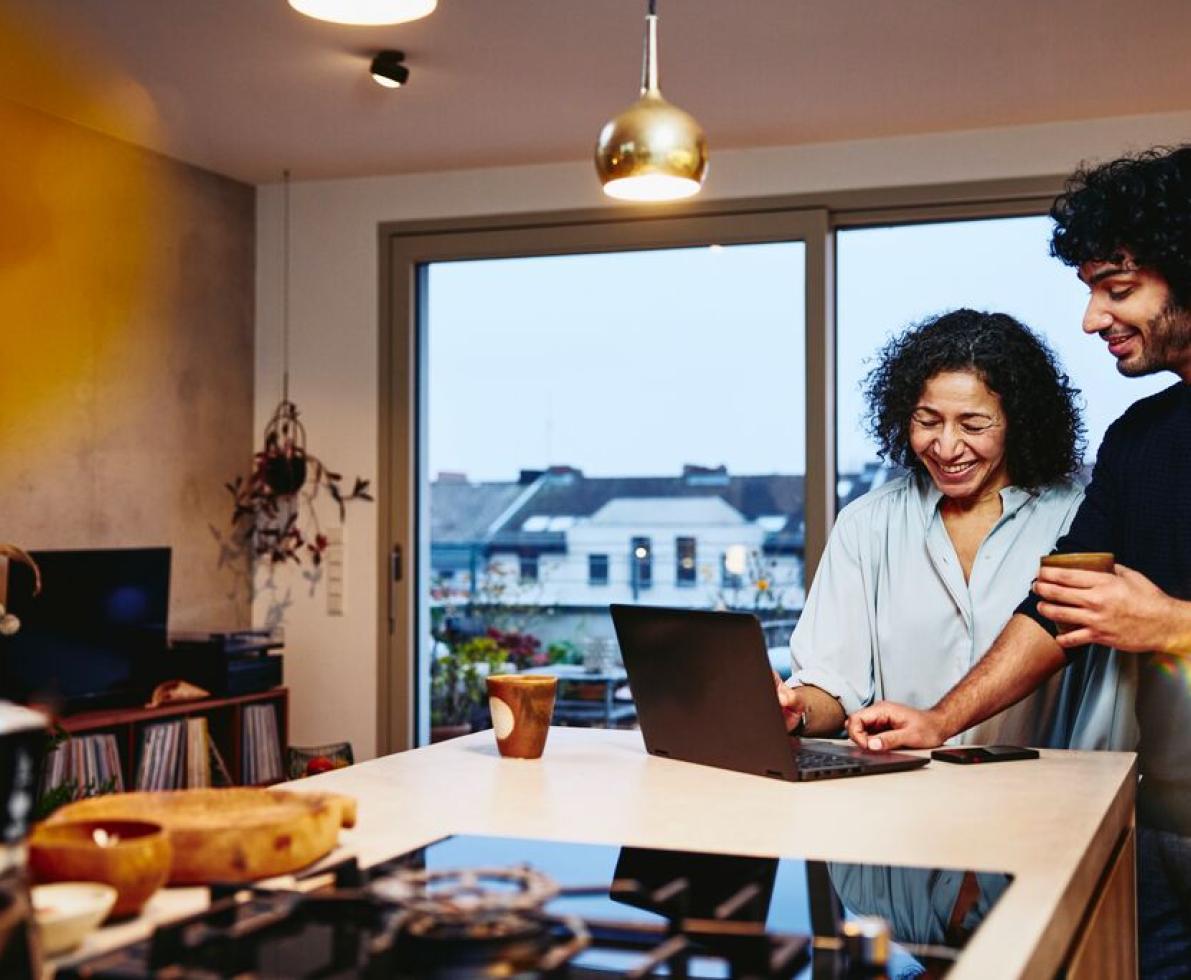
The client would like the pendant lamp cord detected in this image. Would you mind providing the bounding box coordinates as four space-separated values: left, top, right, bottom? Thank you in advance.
648 0 656 15
282 169 291 405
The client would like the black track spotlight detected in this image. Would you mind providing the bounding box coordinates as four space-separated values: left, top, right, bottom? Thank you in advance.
370 50 409 89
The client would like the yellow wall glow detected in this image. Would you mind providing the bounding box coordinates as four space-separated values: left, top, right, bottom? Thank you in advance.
0 84 255 628
0 98 170 455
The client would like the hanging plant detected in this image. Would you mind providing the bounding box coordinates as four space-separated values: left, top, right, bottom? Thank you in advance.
225 171 372 569
226 401 372 567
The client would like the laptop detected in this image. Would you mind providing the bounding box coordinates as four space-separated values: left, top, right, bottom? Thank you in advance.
610 604 929 782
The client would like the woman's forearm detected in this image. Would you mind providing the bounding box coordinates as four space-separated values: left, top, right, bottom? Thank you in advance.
798 684 847 736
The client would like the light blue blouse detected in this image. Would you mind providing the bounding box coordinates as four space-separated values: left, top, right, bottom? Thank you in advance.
789 472 1129 747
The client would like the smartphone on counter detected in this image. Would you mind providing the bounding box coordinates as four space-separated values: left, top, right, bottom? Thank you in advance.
930 745 1040 764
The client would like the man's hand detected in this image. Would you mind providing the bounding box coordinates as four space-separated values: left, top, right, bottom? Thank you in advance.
846 701 949 751
1034 563 1191 654
772 671 805 731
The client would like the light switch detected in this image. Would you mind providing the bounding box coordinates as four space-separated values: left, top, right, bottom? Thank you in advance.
325 526 345 616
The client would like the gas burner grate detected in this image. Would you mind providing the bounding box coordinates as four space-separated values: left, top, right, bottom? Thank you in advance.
372 864 561 922
60 835 1003 978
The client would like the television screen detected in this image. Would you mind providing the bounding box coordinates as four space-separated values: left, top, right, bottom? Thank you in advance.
1 547 170 712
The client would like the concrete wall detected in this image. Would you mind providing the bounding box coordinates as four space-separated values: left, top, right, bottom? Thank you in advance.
256 110 1191 760
0 97 255 632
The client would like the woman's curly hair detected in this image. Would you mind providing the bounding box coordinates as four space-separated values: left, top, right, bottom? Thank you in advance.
863 309 1085 491
1050 146 1191 310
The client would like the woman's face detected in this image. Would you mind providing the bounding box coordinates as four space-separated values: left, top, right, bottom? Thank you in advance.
909 370 1011 503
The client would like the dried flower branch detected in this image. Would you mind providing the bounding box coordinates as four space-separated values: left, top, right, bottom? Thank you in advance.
0 544 42 636
0 544 41 595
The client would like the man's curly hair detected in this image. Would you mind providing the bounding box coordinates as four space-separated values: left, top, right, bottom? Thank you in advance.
1050 146 1191 310
863 309 1085 491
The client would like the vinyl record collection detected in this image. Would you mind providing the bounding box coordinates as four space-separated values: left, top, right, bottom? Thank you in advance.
40 732 125 797
134 718 234 790
241 703 284 785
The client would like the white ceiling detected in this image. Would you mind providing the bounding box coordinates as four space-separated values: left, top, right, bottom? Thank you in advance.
3 0 1190 186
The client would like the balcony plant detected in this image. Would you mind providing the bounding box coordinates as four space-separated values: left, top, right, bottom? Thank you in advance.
485 627 549 671
710 549 797 617
429 635 506 742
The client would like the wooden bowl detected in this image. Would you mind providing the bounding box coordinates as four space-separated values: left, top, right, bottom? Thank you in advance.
49 788 356 884
29 819 171 919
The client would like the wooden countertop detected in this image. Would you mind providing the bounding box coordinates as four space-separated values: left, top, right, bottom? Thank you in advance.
54 728 1137 979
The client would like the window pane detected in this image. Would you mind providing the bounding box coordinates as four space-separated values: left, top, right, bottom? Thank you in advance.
836 216 1169 507
519 554 539 583
630 536 653 592
675 536 697 586
588 554 609 586
425 243 806 738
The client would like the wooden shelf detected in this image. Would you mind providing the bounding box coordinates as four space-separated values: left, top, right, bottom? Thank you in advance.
53 688 288 790
59 688 286 733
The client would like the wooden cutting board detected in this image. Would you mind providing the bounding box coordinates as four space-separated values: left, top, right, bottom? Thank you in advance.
48 788 357 885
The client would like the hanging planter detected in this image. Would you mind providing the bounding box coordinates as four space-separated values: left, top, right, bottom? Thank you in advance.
226 401 372 567
261 401 308 496
225 171 371 569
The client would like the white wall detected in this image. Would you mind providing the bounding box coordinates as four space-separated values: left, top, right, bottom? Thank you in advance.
255 110 1191 761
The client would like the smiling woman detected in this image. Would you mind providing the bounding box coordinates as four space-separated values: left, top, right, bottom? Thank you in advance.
780 308 1132 750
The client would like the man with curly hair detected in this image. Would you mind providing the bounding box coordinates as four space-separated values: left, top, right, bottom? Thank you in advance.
846 145 1191 972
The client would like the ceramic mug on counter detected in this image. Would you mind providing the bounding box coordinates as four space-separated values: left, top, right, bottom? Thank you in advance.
486 675 557 759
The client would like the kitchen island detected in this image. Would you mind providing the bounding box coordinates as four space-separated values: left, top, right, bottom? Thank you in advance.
56 728 1136 978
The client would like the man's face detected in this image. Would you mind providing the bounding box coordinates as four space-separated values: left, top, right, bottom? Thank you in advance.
1078 253 1191 381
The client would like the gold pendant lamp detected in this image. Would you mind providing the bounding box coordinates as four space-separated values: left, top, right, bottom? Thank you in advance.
595 0 708 202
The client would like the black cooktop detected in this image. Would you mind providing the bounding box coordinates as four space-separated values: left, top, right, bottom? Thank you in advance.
61 834 1012 979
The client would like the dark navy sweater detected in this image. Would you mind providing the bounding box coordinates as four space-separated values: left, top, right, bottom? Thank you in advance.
1019 381 1191 831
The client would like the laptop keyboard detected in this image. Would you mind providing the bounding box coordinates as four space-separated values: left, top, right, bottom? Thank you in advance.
795 748 865 779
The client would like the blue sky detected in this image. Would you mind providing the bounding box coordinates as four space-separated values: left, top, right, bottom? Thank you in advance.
428 242 805 481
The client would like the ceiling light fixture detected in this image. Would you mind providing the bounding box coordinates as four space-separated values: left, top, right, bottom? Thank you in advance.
595 0 707 202
370 50 409 88
287 0 436 26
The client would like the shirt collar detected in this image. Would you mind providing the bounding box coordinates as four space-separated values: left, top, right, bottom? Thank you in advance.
917 471 1034 523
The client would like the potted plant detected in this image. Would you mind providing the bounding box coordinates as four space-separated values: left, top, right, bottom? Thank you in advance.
485 628 547 671
429 636 506 743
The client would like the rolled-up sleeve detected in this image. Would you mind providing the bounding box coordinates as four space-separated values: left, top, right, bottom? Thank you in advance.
789 512 875 716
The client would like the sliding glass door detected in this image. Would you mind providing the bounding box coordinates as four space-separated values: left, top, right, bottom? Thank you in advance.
384 210 824 748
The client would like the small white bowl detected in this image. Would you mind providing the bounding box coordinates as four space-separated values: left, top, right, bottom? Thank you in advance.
32 881 117 956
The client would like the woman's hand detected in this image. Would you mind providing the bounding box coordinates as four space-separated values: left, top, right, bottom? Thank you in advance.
772 671 806 731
